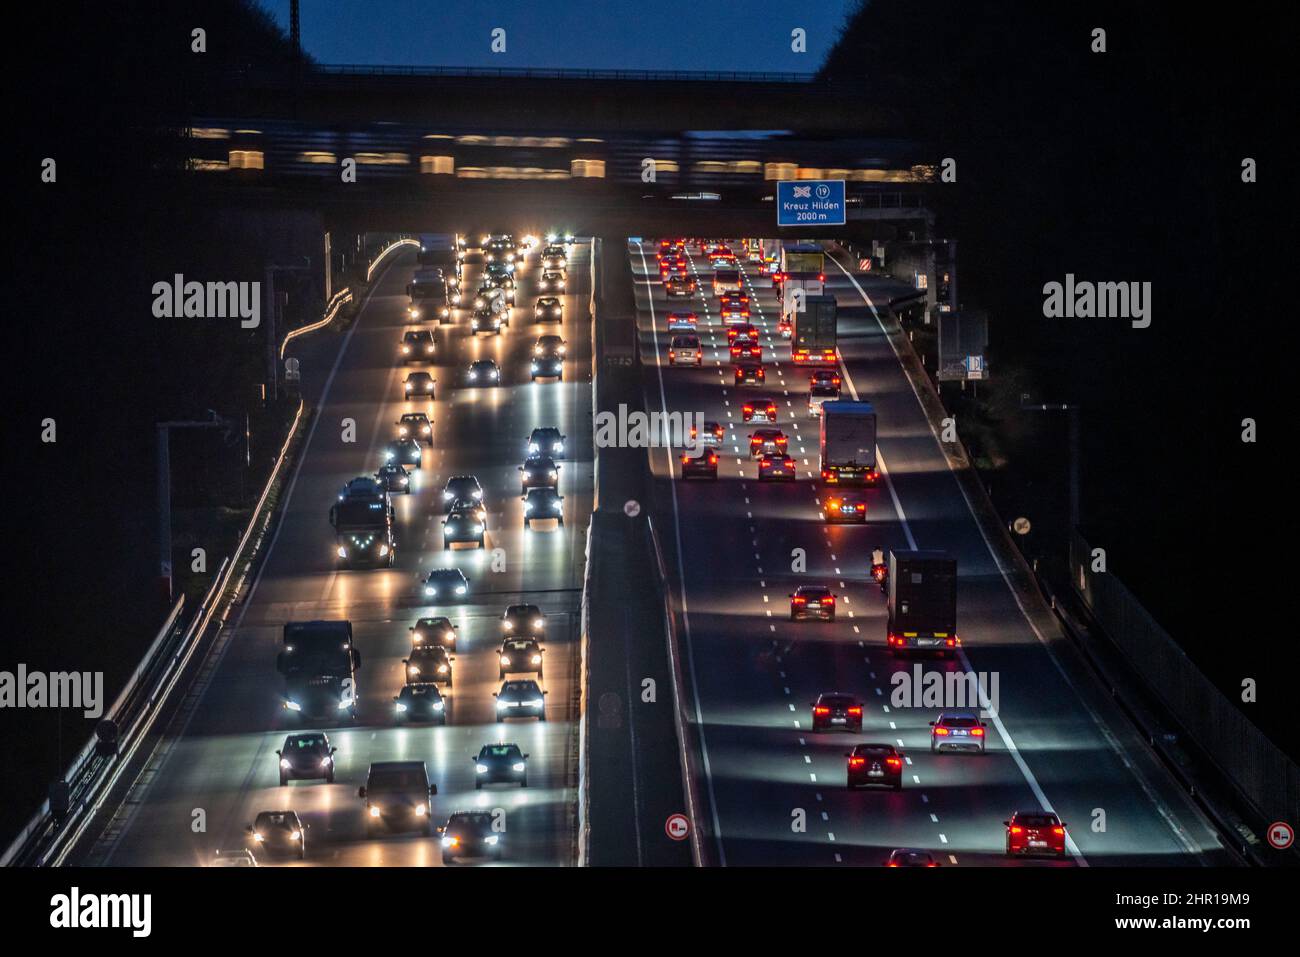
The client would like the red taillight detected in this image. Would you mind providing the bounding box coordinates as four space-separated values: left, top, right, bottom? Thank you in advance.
813 706 830 715
793 596 807 605
848 756 865 768
847 707 862 716
1052 827 1065 836
887 634 902 646
885 757 901 769
760 458 771 466
933 727 950 736
1009 826 1024 835
709 454 717 465
971 727 985 736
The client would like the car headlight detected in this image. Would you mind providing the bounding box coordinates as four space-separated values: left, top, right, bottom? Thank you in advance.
337 546 347 558
485 835 499 846
455 585 467 595
525 503 534 513
443 490 454 500
553 442 563 452
405 382 413 391
378 545 390 556
500 654 511 664
424 586 436 597
280 759 291 769
529 443 539 453
437 664 448 674
468 372 477 381
531 653 543 664
442 836 457 847
472 489 482 499
369 805 381 818
252 831 264 842
512 762 526 772
532 619 543 630
496 698 508 709
531 362 539 372
402 345 411 353
414 804 428 817
548 470 557 479
408 666 421 677
321 756 333 767
399 477 408 486
285 700 302 712
432 700 444 711
476 764 488 774
290 830 302 841
473 524 484 533
395 702 407 712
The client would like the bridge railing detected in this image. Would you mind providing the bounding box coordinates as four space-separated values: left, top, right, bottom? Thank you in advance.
306 63 822 83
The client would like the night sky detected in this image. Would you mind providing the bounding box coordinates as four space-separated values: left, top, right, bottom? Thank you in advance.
258 0 858 71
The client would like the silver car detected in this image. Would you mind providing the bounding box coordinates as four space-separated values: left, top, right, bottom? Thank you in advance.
929 710 988 753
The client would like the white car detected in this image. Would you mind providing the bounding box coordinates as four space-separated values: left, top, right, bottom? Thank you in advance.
668 335 702 367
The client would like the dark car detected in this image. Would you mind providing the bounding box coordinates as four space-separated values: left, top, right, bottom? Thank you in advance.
423 568 470 602
467 359 501 385
534 334 566 358
439 811 501 865
748 428 788 458
886 848 939 867
530 353 563 380
403 371 436 399
404 645 454 686
400 329 436 363
758 454 796 481
494 679 547 721
276 732 337 786
442 507 486 550
393 683 446 725
810 693 863 733
501 603 547 638
535 296 563 321
522 487 564 527
790 585 836 621
375 463 411 494
471 306 505 335
246 810 306 860
528 427 566 459
396 412 433 443
846 743 903 790
498 637 545 679
1005 810 1068 859
384 438 423 469
519 454 560 493
359 761 437 836
410 616 457 650
664 275 697 298
473 743 529 789
822 494 866 522
442 475 483 511
742 398 778 423
681 449 719 479
734 362 765 385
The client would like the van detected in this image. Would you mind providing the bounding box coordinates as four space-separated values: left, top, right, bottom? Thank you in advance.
713 269 742 296
358 760 437 836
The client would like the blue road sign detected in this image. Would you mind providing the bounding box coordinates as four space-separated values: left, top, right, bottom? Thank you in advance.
777 180 846 227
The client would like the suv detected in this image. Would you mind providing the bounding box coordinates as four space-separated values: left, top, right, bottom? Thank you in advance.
276 732 337 785
358 761 437 836
528 427 567 459
846 744 903 790
409 616 457 649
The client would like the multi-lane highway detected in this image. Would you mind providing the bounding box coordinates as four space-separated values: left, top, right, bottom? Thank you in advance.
631 238 1233 866
74 241 590 866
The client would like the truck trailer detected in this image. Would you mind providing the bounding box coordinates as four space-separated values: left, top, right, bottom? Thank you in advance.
886 550 959 658
819 400 878 486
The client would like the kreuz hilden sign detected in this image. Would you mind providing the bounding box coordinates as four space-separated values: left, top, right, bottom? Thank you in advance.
777 179 846 226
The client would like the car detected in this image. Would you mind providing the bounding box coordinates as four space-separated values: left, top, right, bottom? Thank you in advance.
375 462 411 494
534 333 567 358
399 329 436 363
1004 811 1068 859
790 584 836 620
484 238 515 264
494 679 547 721
501 603 547 637
734 361 765 385
471 306 505 335
668 334 702 366
681 448 719 479
810 369 842 390
539 269 566 292
730 340 762 362
439 811 501 864
442 507 486 550
467 358 501 385
474 743 529 789
758 454 796 481
777 316 793 338
808 385 839 418
727 322 758 344
396 412 433 442
211 848 259 867
930 711 988 753
359 761 437 836
409 616 457 649
658 256 687 278
523 487 564 527
519 454 560 493
405 644 454 686
846 744 903 790
692 420 724 447
530 352 564 380
535 296 563 321
719 295 750 322
664 275 698 298
542 243 567 266
810 694 863 732
713 268 742 295
885 848 939 867
441 475 483 510
393 683 446 725
485 262 516 295
403 371 436 399
498 637 545 678
422 568 469 601
528 427 567 458
742 398 778 423
667 311 698 332
748 428 788 458
383 438 423 469
246 810 307 859
276 732 337 785
822 494 867 523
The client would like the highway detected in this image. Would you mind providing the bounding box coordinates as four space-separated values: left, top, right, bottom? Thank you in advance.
630 239 1234 866
74 241 590 867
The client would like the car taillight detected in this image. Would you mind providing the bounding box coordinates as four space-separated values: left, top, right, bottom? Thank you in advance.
825 596 835 604
933 727 950 736
814 706 830 715
709 454 717 465
885 757 901 769
1052 827 1065 836
888 634 902 646
971 727 985 736
1009 826 1024 835
847 707 862 716
849 757 865 768
793 597 807 604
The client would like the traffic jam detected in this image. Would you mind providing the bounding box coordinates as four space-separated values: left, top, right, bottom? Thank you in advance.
645 236 1070 865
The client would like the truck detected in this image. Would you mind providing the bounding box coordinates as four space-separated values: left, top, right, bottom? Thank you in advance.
417 233 464 291
792 294 838 367
277 620 361 721
886 551 959 658
329 477 395 568
819 401 878 486
777 241 826 318
406 269 453 323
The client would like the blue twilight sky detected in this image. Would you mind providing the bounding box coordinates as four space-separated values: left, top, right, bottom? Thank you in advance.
258 0 859 72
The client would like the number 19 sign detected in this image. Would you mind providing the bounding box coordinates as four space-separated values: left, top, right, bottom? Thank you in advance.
777 180 846 227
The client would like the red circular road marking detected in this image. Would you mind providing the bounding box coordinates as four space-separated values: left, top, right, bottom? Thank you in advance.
665 813 690 841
